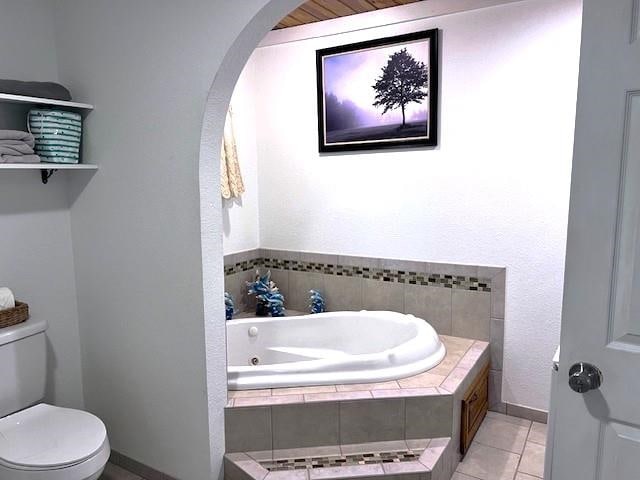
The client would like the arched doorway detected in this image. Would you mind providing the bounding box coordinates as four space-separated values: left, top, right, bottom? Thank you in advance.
197 1 304 476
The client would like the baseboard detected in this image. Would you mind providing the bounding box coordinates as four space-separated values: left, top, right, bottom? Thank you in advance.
503 402 548 424
110 450 177 480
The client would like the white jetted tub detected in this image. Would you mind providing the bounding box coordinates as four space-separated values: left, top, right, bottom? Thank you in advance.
227 310 446 390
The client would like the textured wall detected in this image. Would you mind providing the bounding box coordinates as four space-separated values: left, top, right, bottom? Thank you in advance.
53 0 302 478
0 0 85 410
230 0 583 411
223 62 261 255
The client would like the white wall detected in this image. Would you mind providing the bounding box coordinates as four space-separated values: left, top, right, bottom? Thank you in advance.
223 62 261 255
231 0 582 411
52 1 298 478
0 0 84 410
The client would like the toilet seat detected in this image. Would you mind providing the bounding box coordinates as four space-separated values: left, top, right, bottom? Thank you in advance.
0 404 107 471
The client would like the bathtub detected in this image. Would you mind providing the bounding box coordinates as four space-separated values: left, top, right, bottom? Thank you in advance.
227 310 446 390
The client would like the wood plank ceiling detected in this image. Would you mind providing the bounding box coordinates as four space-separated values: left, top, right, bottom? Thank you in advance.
275 0 424 29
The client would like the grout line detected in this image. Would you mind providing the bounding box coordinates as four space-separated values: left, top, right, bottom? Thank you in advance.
454 468 484 480
513 423 534 476
337 401 342 449
472 438 525 456
402 397 407 441
440 340 475 389
527 437 547 447
269 405 275 453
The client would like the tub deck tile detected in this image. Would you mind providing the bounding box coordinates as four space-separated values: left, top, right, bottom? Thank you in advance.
335 381 401 392
305 391 372 403
234 395 305 407
397 373 447 389
273 386 338 396
439 368 468 394
226 335 489 408
382 460 427 475
230 389 273 399
225 453 270 480
371 388 439 399
308 464 384 480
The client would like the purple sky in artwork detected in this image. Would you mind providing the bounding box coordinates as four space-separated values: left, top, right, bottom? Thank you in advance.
323 39 429 127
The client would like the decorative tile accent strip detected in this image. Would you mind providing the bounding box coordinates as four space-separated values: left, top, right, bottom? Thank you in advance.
224 257 264 276
260 449 424 471
224 253 492 291
259 258 491 292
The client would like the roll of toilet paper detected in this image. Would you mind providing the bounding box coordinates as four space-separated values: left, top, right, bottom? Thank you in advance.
0 287 16 311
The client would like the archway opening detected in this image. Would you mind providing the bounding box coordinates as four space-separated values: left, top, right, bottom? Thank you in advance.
200 1 582 476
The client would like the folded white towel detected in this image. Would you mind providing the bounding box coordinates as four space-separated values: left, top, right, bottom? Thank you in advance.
0 287 15 311
0 130 35 147
0 142 35 156
0 154 40 164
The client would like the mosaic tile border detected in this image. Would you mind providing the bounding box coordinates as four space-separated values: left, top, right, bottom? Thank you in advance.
224 257 263 275
260 450 424 471
225 256 491 292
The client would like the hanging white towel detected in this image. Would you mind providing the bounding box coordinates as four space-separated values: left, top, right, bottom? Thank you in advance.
0 287 15 311
220 107 245 199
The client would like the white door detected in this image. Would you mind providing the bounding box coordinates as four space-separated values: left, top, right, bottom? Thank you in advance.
553 0 640 479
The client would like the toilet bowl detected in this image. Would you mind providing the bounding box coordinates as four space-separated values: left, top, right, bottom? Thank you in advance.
0 404 110 480
0 318 110 480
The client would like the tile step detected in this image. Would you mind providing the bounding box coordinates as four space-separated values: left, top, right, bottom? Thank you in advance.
225 438 453 480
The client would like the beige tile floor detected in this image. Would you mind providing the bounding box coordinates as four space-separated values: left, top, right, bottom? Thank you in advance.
455 412 547 480
101 412 547 480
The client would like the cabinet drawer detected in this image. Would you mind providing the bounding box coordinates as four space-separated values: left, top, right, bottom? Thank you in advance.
461 365 489 455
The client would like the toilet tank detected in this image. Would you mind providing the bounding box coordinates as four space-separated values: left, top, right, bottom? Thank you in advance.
0 318 47 418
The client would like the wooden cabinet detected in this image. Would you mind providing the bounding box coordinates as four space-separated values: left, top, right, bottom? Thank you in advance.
460 365 489 455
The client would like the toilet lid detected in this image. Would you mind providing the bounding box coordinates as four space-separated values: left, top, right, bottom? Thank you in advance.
0 404 107 469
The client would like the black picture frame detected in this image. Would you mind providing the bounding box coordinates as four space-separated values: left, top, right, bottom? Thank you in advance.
316 29 439 153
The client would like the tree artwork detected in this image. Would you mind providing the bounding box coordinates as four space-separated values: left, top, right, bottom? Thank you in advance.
372 48 429 127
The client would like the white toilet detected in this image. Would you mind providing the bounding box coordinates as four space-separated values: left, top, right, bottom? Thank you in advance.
0 317 110 479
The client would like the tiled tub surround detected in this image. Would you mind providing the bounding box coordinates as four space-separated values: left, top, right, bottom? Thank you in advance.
224 249 505 411
225 336 489 480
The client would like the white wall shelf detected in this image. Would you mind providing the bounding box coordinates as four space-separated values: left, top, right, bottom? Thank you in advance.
0 163 98 170
0 93 94 115
0 94 96 183
0 163 98 183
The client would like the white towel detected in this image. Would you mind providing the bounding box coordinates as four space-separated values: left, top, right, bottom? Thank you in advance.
0 130 35 147
0 154 40 164
0 141 35 156
0 287 15 311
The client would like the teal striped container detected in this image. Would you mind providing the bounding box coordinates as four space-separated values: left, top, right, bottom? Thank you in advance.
28 109 82 164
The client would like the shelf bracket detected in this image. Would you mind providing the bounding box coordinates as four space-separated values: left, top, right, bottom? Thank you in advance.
40 169 57 184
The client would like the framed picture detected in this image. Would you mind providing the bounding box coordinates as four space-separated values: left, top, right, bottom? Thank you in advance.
316 29 439 153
